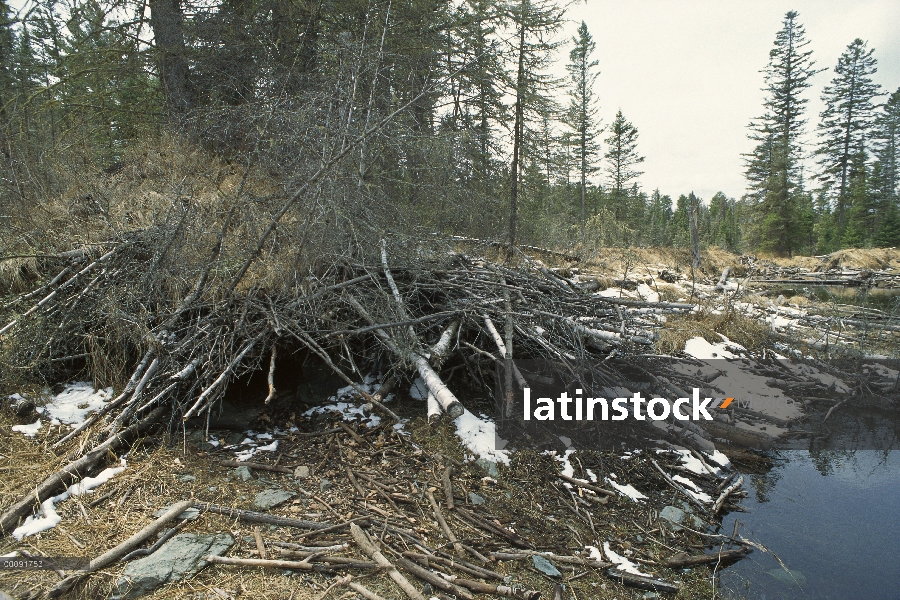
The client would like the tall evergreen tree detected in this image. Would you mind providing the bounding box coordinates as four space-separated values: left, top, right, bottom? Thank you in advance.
563 21 600 243
604 109 643 221
504 0 565 247
873 88 900 207
815 38 881 230
744 10 821 255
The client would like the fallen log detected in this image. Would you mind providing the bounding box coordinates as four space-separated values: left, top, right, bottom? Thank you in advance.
663 547 751 568
605 568 679 593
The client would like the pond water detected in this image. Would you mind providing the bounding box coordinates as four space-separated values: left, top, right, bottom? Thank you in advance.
718 446 900 599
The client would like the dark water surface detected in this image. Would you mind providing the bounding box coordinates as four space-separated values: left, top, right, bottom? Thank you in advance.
719 449 900 599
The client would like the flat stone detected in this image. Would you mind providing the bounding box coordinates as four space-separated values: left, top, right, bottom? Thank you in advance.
531 555 561 578
0 590 14 600
253 489 295 510
177 474 196 483
476 458 499 478
468 492 486 506
114 533 233 599
293 465 310 479
224 432 245 445
658 506 687 531
318 479 332 492
232 466 253 481
152 506 200 521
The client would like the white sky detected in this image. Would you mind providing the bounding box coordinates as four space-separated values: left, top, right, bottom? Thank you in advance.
559 0 900 202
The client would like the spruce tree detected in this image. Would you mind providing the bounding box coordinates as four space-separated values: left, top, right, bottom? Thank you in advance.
815 38 881 231
563 21 600 243
604 109 644 222
744 11 821 255
873 88 900 207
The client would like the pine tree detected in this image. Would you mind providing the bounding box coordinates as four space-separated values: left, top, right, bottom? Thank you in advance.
744 11 822 255
563 21 600 243
604 109 643 221
815 38 881 231
873 88 900 206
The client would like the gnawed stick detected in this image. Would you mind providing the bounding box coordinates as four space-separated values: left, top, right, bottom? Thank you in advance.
395 557 474 600
441 467 455 511
440 574 542 600
1 406 166 536
253 526 267 559
650 459 710 515
346 579 390 600
557 473 615 497
712 475 744 515
605 568 679 594
403 552 504 580
194 503 334 530
455 508 533 549
264 344 277 404
349 523 426 600
425 489 464 556
276 550 379 569
204 555 334 574
47 499 194 597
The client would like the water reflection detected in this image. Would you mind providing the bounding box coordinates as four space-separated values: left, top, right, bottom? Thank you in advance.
719 413 900 599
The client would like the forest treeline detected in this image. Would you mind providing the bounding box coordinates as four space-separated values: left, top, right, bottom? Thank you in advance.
0 1 898 256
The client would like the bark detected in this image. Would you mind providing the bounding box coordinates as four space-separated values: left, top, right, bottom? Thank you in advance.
149 0 193 114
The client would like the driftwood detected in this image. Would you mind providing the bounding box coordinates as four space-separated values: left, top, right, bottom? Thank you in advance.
349 523 427 600
557 473 616 497
204 555 334 573
47 499 195 597
402 551 505 580
425 489 465 556
605 568 679 593
395 557 475 600
663 546 751 568
713 475 744 515
455 508 533 549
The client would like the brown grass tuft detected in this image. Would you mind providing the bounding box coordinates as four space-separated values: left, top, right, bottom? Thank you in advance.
656 308 771 355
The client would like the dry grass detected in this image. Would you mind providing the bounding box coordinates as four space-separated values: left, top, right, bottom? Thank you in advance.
656 308 772 355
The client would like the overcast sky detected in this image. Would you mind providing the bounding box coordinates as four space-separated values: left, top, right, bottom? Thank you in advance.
560 0 900 202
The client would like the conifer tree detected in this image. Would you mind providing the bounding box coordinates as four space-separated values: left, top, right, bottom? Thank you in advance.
604 110 643 221
563 21 600 242
815 38 881 230
744 11 821 255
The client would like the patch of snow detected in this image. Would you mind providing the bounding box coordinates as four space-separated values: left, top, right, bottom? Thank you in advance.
255 432 273 440
36 382 112 428
603 541 651 576
257 440 279 452
12 419 42 437
303 401 381 428
683 336 735 359
636 283 660 303
605 477 648 502
672 475 713 503
453 410 509 465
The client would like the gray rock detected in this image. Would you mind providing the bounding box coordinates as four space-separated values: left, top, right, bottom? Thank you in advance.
476 458 499 478
531 555 561 578
318 479 332 492
253 488 295 510
768 568 806 586
177 474 196 483
225 432 245 445
186 430 205 443
0 590 14 600
468 492 486 506
659 505 703 531
114 533 233 599
207 486 218 492
643 593 660 599
152 506 200 521
293 465 310 480
232 466 253 481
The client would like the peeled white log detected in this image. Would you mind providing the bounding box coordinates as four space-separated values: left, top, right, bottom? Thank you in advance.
430 320 459 367
413 354 463 419
427 392 442 424
264 345 277 404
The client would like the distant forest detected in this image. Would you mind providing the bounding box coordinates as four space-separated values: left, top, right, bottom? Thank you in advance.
1 1 898 256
